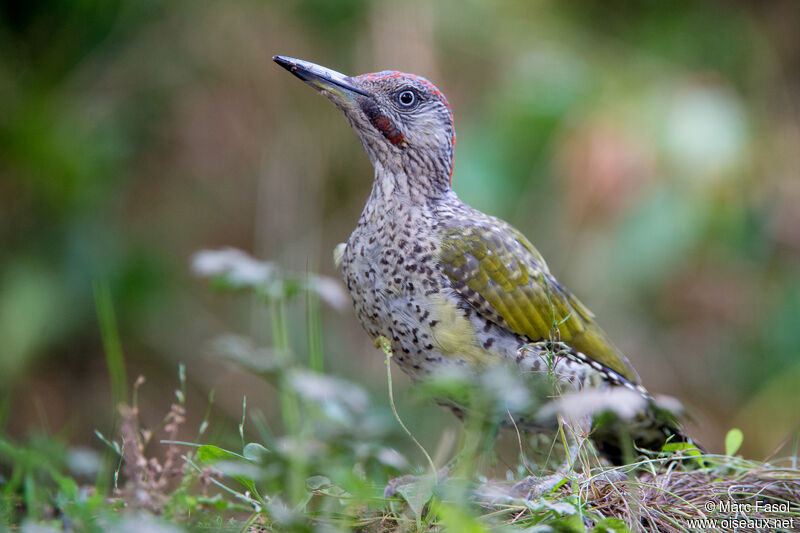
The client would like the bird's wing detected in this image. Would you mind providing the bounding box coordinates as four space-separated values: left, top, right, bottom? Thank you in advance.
438 217 640 383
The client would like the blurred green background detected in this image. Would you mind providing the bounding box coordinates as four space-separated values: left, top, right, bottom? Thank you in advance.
2 0 799 459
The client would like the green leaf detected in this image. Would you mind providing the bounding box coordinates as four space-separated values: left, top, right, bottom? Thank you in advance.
547 512 587 532
196 445 245 463
725 428 744 456
539 498 578 515
437 502 488 533
306 475 331 491
243 442 269 462
52 472 79 499
395 475 435 524
661 441 705 467
594 517 633 533
661 442 701 456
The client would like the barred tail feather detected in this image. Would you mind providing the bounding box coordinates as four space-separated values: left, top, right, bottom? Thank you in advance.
592 399 704 466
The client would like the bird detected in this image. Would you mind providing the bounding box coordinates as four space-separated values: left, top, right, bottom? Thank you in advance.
273 55 696 463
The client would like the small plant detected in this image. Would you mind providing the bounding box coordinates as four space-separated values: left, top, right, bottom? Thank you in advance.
1 248 798 532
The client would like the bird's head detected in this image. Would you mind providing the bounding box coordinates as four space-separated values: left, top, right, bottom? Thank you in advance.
274 56 455 196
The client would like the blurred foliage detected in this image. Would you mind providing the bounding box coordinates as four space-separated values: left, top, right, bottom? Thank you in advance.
0 252 796 532
1 0 799 467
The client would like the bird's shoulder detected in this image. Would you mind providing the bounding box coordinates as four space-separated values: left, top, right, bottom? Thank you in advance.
432 203 551 287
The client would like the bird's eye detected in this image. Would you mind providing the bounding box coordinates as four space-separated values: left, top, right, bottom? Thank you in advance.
397 89 416 108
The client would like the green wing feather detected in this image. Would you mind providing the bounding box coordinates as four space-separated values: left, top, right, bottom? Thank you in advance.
439 216 639 383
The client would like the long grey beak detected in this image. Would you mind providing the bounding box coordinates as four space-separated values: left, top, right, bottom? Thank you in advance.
273 55 370 98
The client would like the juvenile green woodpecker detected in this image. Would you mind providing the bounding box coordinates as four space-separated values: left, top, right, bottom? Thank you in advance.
274 55 693 461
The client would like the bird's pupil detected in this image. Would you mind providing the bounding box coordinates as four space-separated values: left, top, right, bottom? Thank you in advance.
399 91 414 105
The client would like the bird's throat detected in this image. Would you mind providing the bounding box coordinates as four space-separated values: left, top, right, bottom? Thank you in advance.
370 162 451 205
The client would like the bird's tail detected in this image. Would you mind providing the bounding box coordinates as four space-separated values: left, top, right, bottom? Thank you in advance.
591 398 704 466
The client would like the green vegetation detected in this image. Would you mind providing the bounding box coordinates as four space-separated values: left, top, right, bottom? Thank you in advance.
1 255 797 532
